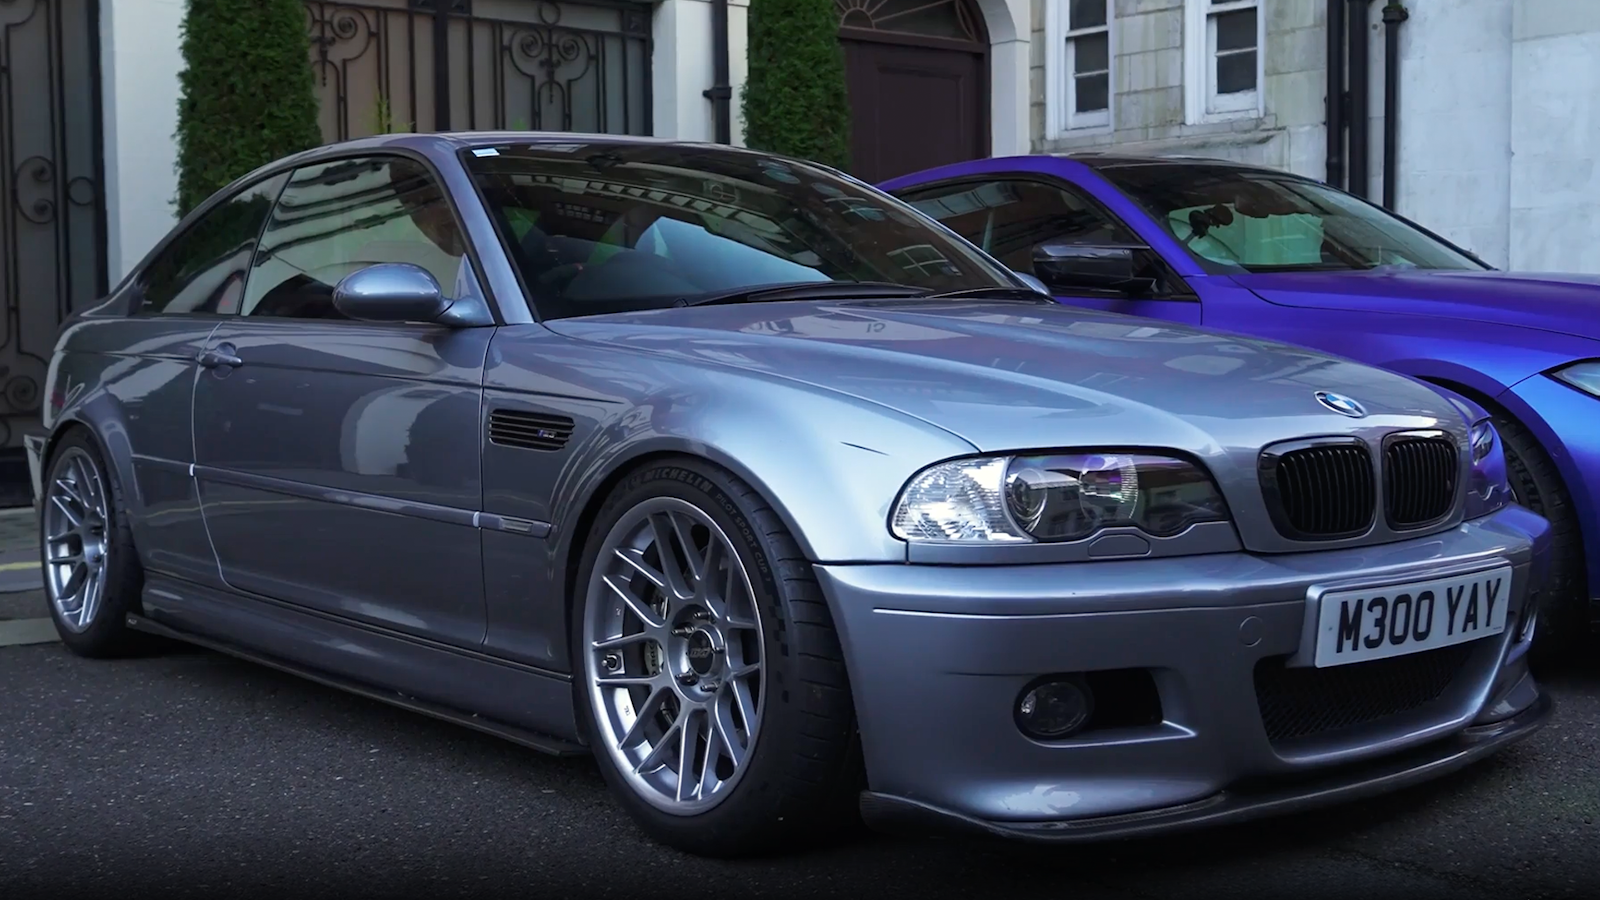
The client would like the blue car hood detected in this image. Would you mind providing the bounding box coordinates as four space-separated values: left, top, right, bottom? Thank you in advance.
1230 269 1600 342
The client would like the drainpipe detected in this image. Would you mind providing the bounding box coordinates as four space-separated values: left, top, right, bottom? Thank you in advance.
1346 0 1372 199
1380 2 1409 210
702 0 733 143
1325 0 1346 187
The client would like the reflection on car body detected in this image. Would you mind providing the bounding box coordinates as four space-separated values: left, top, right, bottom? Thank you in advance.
29 133 1553 858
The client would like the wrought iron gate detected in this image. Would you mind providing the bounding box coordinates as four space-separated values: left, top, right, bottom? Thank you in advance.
0 0 105 461
305 0 652 142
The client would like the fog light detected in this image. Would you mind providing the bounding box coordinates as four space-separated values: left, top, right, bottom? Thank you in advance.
1015 677 1093 740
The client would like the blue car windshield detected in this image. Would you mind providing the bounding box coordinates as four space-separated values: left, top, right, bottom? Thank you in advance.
1096 163 1490 274
461 143 1018 319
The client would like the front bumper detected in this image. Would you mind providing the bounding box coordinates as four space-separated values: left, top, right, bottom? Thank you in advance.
818 504 1552 839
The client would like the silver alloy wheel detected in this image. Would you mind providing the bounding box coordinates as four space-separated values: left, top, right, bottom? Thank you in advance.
583 496 766 815
42 446 111 633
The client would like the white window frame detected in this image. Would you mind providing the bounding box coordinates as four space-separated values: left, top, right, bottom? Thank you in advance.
1183 0 1265 124
1044 0 1114 139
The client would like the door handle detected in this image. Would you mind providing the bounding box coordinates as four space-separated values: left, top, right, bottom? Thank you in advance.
198 343 243 369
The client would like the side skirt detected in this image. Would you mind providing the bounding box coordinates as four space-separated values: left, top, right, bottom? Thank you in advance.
131 574 589 757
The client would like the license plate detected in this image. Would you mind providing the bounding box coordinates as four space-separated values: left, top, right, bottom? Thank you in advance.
1313 566 1512 668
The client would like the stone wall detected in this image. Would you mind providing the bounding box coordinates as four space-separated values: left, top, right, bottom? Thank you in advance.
1029 0 1328 178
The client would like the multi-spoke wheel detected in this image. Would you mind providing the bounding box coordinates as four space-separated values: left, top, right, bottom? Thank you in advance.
39 429 146 657
573 460 861 857
584 497 764 814
44 445 110 632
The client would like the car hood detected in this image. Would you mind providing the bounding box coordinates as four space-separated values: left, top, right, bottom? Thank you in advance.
545 299 1464 457
1230 268 1600 340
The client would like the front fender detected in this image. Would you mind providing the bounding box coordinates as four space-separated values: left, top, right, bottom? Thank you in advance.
544 367 980 567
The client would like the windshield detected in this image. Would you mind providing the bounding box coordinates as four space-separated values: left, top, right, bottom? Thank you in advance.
1095 163 1489 274
461 143 1018 319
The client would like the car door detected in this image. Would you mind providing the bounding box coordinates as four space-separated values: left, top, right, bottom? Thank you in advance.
893 175 1204 326
87 171 292 588
191 153 493 649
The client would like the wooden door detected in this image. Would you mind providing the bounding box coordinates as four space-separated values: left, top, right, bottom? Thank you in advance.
836 0 990 184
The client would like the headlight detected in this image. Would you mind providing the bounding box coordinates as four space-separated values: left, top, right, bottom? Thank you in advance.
1465 418 1511 519
890 452 1230 543
1551 360 1600 397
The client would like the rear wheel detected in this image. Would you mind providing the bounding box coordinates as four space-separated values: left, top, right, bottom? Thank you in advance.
40 429 149 657
1490 407 1589 669
572 459 860 857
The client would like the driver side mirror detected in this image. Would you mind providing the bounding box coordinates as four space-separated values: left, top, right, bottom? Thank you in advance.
333 263 454 323
1031 241 1159 296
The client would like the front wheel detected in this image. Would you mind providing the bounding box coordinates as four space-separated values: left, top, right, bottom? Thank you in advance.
1492 407 1589 668
571 459 860 857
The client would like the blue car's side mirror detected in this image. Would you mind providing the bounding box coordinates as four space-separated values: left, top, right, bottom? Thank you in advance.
1032 241 1159 296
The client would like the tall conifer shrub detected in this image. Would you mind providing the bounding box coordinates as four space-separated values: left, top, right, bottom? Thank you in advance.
741 0 852 171
174 0 322 215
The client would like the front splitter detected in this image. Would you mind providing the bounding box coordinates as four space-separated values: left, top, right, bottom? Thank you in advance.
859 690 1552 844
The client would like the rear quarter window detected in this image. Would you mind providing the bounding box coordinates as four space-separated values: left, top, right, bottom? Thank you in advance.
139 173 290 315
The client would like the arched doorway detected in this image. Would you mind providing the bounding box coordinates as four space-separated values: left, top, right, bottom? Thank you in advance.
836 0 990 183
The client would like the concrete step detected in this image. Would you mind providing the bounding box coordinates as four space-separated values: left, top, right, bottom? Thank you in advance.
0 589 43 621
0 617 58 647
0 507 41 595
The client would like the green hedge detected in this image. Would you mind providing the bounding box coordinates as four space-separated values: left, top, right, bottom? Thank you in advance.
741 0 852 172
173 0 322 216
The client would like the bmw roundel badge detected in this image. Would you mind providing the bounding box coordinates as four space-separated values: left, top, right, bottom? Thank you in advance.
1314 391 1368 418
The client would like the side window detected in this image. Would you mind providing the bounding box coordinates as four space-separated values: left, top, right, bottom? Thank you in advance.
899 178 1137 273
243 156 467 320
139 173 289 315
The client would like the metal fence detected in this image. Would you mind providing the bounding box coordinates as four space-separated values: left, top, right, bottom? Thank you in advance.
305 0 653 142
0 0 104 456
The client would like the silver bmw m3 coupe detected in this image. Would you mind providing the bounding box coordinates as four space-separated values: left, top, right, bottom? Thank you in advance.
27 132 1552 857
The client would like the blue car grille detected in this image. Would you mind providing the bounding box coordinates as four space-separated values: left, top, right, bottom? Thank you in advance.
1384 436 1459 529
1252 642 1474 745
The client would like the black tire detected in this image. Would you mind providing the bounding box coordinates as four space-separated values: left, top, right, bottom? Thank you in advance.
1489 406 1590 669
39 427 150 658
570 458 862 857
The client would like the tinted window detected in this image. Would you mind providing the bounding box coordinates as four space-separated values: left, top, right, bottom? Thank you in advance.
243 156 467 319
897 178 1138 274
1095 163 1487 273
139 173 289 315
461 143 1016 320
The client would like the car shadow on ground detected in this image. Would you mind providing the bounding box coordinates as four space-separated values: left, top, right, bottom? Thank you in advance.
1532 633 1600 688
141 639 609 786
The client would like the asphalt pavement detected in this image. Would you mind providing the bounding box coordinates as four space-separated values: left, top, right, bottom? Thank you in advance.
1 617 1597 900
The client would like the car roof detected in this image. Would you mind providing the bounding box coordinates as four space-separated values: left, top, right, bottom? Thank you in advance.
289 131 772 162
1058 151 1287 175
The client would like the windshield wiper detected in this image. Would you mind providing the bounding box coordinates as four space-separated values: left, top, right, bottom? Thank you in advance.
917 286 1057 303
676 281 927 307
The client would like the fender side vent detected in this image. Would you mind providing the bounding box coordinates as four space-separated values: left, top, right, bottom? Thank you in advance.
488 410 575 452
